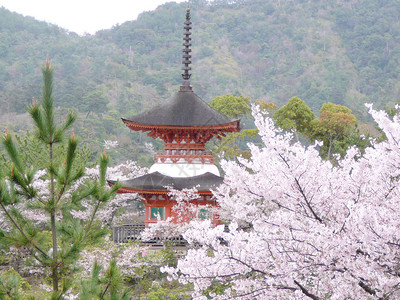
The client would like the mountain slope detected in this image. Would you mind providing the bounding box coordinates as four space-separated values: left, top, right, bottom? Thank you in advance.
1 0 400 162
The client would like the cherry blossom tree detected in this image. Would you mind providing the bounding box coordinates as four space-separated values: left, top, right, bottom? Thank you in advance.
77 241 150 278
163 105 400 299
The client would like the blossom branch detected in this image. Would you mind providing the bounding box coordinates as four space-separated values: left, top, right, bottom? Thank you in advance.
293 280 320 300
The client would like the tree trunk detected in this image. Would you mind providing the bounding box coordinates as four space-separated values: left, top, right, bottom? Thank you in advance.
294 130 300 143
49 142 58 291
51 212 58 291
327 136 334 160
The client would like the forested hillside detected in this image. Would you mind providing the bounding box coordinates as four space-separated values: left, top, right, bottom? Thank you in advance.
1 0 400 163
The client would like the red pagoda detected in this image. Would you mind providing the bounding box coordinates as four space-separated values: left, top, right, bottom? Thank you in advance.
111 8 240 226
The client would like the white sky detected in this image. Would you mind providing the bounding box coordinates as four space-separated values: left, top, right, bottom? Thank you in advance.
0 0 187 35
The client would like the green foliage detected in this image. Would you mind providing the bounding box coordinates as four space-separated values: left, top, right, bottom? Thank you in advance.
273 96 315 136
272 98 371 160
1 1 400 163
160 243 178 267
79 260 130 300
256 100 278 115
213 129 258 162
385 100 400 119
81 84 109 118
0 131 92 173
209 94 260 162
308 102 358 159
318 102 357 136
145 284 191 300
333 1 400 108
0 268 31 300
210 94 251 119
209 94 281 165
112 245 192 298
203 280 232 299
0 59 120 297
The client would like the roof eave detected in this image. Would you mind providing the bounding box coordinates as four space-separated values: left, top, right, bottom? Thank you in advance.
122 118 240 132
113 186 214 195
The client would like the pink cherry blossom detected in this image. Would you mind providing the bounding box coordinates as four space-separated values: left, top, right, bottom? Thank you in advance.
163 105 400 299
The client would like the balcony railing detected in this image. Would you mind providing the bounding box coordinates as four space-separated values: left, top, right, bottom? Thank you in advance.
112 224 185 245
155 151 214 164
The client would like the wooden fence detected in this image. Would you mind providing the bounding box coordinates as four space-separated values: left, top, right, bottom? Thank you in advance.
112 224 145 243
112 224 186 246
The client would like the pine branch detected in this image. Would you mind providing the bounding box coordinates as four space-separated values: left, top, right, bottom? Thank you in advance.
58 112 77 137
28 103 47 143
56 136 78 206
3 133 24 174
42 58 55 140
0 200 48 259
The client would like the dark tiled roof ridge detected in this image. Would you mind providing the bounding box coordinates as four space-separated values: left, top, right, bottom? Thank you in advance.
124 90 239 127
109 171 224 192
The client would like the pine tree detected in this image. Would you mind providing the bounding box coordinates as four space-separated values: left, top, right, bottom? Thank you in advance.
79 260 130 300
0 57 120 297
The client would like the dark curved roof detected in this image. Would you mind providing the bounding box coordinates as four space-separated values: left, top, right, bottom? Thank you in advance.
123 91 238 127
109 171 223 193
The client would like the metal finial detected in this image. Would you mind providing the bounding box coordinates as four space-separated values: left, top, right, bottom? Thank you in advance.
180 7 192 92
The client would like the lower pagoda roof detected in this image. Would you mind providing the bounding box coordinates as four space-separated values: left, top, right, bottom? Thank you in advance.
109 171 223 194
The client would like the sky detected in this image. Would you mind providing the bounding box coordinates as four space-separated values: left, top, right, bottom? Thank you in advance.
0 0 187 35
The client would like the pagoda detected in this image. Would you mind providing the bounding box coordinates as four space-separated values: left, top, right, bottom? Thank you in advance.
111 8 240 226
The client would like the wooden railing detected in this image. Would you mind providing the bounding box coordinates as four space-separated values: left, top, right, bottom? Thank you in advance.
112 224 145 243
112 224 186 246
155 152 214 164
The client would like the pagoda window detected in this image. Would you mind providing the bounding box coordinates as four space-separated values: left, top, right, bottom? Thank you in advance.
199 208 209 220
150 207 164 219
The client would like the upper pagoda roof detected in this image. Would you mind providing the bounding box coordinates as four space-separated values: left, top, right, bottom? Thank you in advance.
122 8 240 132
122 90 239 128
109 171 223 194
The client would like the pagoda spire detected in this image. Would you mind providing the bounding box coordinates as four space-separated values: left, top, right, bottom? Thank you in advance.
180 7 193 92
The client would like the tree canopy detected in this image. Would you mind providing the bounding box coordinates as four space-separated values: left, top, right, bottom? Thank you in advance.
273 96 314 139
210 94 251 119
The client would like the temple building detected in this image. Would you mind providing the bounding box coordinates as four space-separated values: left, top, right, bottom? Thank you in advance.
110 8 240 226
